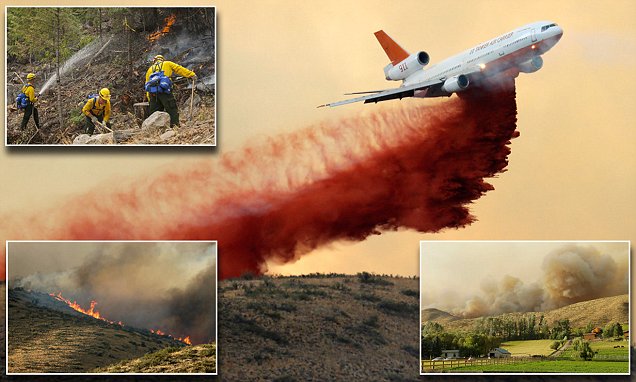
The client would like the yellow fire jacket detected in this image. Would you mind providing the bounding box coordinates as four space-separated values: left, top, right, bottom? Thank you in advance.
145 60 196 100
82 97 111 122
22 83 37 103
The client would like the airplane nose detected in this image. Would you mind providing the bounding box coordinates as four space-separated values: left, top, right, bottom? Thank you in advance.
554 26 563 39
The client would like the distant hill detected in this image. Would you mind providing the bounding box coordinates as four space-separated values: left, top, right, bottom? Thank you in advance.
421 308 459 323
424 294 629 331
7 288 188 373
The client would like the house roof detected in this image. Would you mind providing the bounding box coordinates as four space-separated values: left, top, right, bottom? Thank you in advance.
493 348 511 354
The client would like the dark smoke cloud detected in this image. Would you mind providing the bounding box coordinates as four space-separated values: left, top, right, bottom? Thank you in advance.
456 244 628 318
12 242 216 344
0 75 519 280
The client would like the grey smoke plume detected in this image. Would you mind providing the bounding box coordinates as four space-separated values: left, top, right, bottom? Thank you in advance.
457 244 628 318
12 242 216 345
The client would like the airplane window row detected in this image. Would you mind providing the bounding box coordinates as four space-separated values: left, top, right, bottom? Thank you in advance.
541 23 557 32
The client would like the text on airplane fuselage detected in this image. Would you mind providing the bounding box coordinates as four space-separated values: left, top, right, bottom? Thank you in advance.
469 32 514 55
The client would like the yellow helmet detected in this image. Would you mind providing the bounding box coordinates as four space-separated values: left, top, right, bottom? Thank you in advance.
27 73 36 80
153 54 165 62
99 88 111 100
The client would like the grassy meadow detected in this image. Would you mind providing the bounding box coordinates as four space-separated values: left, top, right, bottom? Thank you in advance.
451 360 628 373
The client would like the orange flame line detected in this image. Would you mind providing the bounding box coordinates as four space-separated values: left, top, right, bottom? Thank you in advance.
148 14 177 42
49 292 120 325
51 292 192 345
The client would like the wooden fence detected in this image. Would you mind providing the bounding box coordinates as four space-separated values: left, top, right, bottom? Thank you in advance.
422 356 541 371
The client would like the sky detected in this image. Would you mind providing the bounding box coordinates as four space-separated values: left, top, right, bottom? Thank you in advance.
7 241 215 281
0 1 634 321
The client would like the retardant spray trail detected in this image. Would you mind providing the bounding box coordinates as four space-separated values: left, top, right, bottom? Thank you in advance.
0 77 518 279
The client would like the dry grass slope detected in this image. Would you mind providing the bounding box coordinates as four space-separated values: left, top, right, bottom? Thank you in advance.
7 288 186 373
218 274 420 381
94 343 216 373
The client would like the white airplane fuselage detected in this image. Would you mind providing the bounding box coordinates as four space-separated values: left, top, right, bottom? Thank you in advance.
405 21 563 91
321 21 563 107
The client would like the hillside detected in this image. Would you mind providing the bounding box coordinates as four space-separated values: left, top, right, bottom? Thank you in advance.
218 274 420 381
421 308 459 324
7 288 187 373
94 343 215 373
424 294 629 331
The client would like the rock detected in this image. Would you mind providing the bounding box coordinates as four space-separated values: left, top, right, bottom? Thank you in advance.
141 111 171 133
73 134 91 144
73 133 114 145
184 93 202 109
160 130 175 141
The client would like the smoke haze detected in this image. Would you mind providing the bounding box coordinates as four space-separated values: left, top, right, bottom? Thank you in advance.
9 242 216 345
455 244 629 318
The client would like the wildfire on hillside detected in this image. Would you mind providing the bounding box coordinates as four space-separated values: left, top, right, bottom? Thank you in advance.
151 329 192 345
50 292 120 325
50 292 191 345
148 14 177 42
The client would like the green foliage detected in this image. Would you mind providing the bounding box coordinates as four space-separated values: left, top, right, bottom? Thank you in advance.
68 108 85 127
603 322 624 339
550 340 560 351
550 319 571 340
579 341 595 361
8 8 86 64
421 322 501 358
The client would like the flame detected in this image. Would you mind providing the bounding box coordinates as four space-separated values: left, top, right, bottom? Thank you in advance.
50 292 192 345
148 14 177 42
49 292 121 325
150 329 192 345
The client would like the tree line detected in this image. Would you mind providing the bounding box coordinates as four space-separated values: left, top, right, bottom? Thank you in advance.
422 316 627 359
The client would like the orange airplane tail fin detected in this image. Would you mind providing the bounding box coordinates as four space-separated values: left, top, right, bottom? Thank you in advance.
374 30 409 66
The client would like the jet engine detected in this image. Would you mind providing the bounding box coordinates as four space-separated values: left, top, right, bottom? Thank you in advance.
384 51 430 81
441 74 470 93
519 56 543 73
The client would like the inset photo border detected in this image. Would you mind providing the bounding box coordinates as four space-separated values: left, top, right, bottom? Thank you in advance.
419 240 630 376
6 240 217 375
6 6 216 146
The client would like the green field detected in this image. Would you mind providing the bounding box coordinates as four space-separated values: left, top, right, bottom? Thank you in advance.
451 360 629 373
560 339 629 359
499 340 555 356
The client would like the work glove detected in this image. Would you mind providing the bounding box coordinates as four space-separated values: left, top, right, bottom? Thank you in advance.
91 116 98 123
191 74 197 80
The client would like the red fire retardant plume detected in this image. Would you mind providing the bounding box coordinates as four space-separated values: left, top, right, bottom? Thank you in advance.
0 77 519 280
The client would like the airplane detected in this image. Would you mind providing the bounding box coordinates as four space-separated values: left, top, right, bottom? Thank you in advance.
319 21 563 107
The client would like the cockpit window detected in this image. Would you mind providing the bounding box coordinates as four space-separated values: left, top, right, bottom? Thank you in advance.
541 23 557 32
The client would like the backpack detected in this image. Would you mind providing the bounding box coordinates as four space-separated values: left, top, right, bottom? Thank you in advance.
86 94 102 115
145 62 172 94
16 84 32 109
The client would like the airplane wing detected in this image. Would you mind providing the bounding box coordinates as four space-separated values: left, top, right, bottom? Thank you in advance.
318 78 444 108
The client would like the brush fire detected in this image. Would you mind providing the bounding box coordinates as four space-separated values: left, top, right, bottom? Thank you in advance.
50 291 192 344
7 242 216 351
148 14 177 42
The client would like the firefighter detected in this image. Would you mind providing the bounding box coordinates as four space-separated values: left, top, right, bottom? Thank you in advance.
82 88 112 135
20 73 41 130
145 54 196 127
